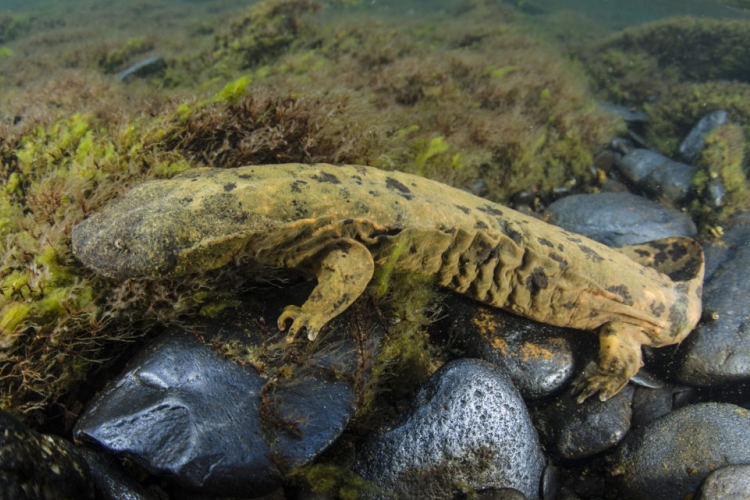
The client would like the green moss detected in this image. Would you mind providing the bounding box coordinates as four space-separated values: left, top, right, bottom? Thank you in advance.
211 0 322 71
0 302 31 341
99 36 154 73
414 136 451 175
693 123 750 226
210 75 252 106
0 12 31 44
287 464 377 498
487 65 518 78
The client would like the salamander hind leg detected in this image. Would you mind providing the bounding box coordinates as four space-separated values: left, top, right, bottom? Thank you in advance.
574 322 646 403
278 238 374 342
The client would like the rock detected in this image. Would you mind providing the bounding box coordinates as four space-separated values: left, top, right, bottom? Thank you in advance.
613 403 750 500
695 464 750 500
630 384 697 428
546 192 697 247
77 448 163 500
117 56 167 82
614 149 697 203
354 359 545 499
75 283 380 496
534 386 634 460
679 110 729 163
0 409 95 500
435 297 585 399
677 218 750 386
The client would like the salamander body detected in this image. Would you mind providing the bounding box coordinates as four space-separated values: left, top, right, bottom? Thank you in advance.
72 164 704 401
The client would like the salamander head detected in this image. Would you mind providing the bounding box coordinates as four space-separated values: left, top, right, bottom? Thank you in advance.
72 191 192 280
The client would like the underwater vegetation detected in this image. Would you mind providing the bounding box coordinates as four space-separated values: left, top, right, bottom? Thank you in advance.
0 0 621 425
582 16 750 226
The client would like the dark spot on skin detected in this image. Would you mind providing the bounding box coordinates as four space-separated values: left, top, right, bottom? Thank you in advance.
606 285 634 306
567 237 582 244
224 182 237 192
589 310 599 318
667 302 687 337
180 197 193 204
537 237 554 248
191 178 198 182
455 205 471 214
237 174 253 180
368 190 381 197
525 267 548 296
549 252 569 271
385 177 414 200
290 180 308 193
652 251 668 266
578 244 604 263
478 205 504 217
474 239 495 265
634 249 651 258
668 257 701 281
667 242 688 262
650 302 666 317
557 244 564 252
475 221 488 229
352 175 363 185
648 242 669 251
503 224 522 245
409 244 417 254
562 301 577 309
443 227 456 235
342 219 354 225
311 172 341 184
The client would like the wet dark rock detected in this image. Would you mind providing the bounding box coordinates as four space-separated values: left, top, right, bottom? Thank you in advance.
75 283 380 496
695 464 750 500
609 137 635 155
631 384 697 428
599 103 649 123
678 110 729 163
534 386 634 460
546 192 697 247
435 298 586 399
117 56 167 82
476 488 528 500
705 177 727 208
540 465 560 500
613 402 750 500
466 178 490 197
677 218 750 386
354 358 545 500
614 149 697 203
78 448 162 500
0 409 95 500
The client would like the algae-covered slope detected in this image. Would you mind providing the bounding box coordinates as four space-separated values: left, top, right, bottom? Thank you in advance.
0 0 620 424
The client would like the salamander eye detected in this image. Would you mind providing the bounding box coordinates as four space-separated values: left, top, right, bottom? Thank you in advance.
113 238 129 253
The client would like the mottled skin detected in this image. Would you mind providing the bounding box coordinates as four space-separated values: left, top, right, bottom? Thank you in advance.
72 164 704 401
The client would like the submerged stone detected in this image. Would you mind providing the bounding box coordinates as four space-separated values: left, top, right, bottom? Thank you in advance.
354 358 545 500
547 192 697 247
0 409 95 500
75 283 379 496
679 110 729 163
613 403 750 500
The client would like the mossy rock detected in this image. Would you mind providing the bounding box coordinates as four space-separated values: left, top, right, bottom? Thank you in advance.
595 17 750 84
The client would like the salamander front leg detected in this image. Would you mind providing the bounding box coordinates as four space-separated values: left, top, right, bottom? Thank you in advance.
278 238 374 342
574 322 646 403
